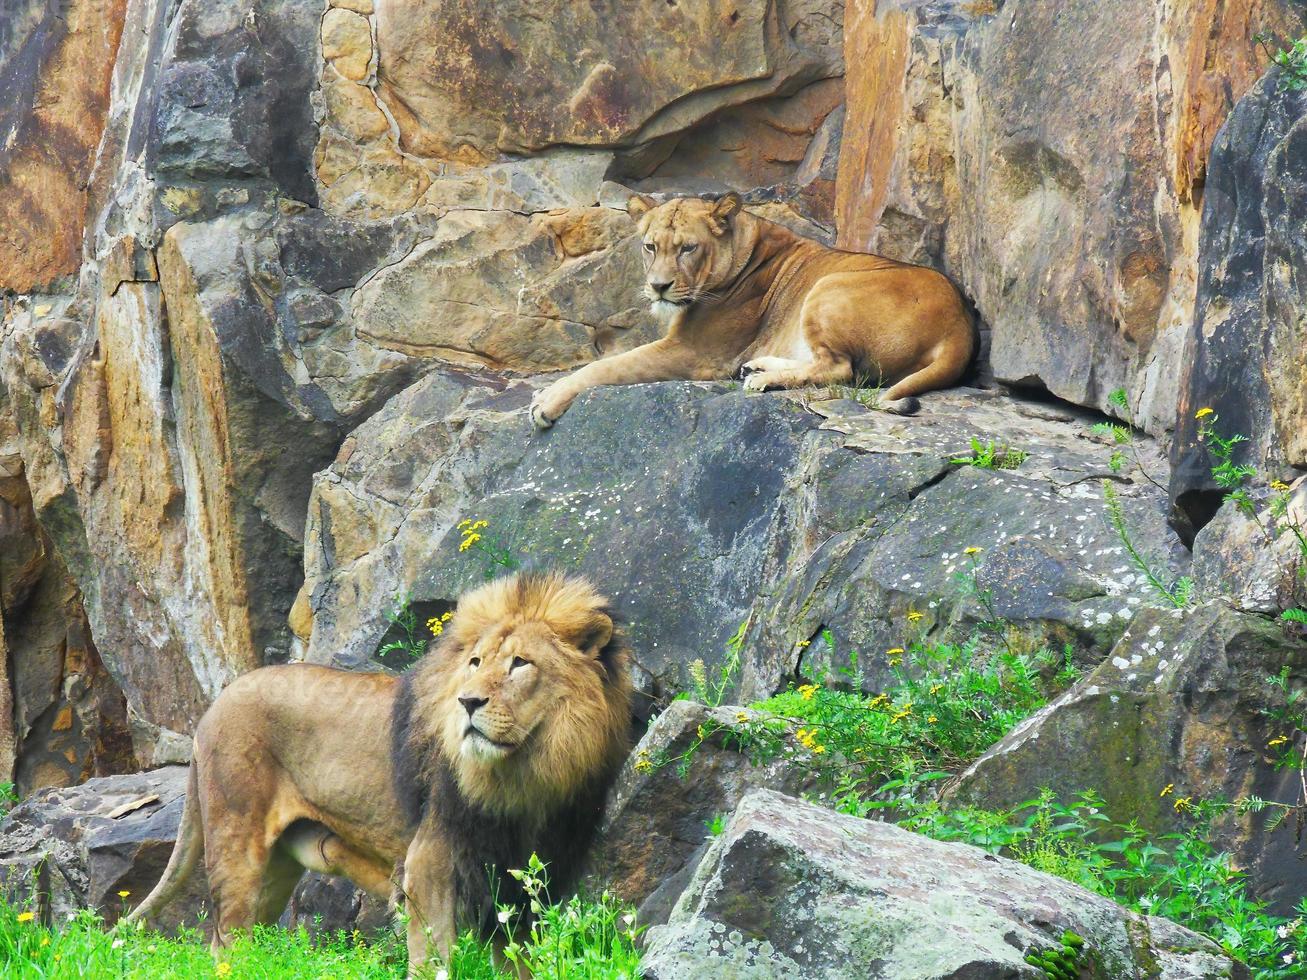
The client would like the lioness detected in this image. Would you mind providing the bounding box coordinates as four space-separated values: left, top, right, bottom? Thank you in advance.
128 572 631 972
530 193 974 428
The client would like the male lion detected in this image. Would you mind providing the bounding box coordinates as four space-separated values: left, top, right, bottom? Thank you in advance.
128 572 631 972
530 193 974 427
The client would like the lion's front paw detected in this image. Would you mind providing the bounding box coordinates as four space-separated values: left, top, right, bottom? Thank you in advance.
530 385 573 430
742 372 773 392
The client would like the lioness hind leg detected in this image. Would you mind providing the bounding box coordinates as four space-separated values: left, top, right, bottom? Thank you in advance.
740 356 803 376
742 351 853 392
207 843 272 950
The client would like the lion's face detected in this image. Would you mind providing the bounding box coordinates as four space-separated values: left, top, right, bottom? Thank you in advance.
442 621 576 763
628 194 743 318
411 573 631 819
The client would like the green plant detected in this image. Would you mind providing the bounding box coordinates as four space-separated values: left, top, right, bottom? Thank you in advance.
0 867 641 979
1283 609 1307 626
1024 931 1090 980
1195 410 1258 522
664 632 1066 816
457 518 521 581
497 854 642 979
1102 482 1194 608
899 791 1307 979
0 783 17 820
678 619 748 708
1256 33 1307 90
375 593 432 666
1089 389 1164 490
949 437 1028 470
705 812 728 838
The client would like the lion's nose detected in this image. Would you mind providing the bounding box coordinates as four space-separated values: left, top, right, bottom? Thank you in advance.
458 695 488 717
650 280 673 295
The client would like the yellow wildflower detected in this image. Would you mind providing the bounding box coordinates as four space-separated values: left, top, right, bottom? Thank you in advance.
906 609 924 623
427 618 444 637
459 533 482 552
1269 736 1289 748
1173 796 1192 812
964 546 982 555
457 519 472 529
117 890 131 898
1271 480 1292 494
798 684 818 701
40 936 50 947
696 725 706 740
633 751 654 775
797 639 811 649
736 711 749 724
886 648 905 656
16 911 34 923
929 683 944 695
472 520 489 531
927 715 938 724
441 611 453 622
217 963 233 977
1159 784 1174 798
812 744 826 755
1195 407 1214 420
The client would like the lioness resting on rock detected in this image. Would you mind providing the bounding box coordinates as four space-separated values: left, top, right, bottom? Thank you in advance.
530 193 974 428
128 572 631 973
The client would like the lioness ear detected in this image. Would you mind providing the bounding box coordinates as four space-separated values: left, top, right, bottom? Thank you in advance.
710 192 743 230
577 614 614 659
627 195 657 219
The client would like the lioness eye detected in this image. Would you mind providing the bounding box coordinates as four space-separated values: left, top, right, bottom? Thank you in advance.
510 656 530 671
680 243 697 255
642 242 654 252
469 656 481 669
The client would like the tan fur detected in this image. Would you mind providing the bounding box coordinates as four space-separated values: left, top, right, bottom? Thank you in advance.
530 194 975 427
128 573 630 977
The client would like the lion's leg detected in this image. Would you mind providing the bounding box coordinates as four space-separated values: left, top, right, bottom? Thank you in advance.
740 355 803 376
207 840 271 950
530 337 707 428
401 829 457 977
742 349 853 392
280 822 395 900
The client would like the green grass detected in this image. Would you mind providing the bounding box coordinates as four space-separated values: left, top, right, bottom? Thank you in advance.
0 880 640 979
949 437 1028 470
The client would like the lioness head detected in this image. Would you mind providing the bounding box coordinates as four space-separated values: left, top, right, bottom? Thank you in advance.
628 193 744 318
406 572 631 818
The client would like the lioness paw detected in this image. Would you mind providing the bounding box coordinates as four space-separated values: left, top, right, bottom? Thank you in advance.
530 399 557 430
742 372 774 392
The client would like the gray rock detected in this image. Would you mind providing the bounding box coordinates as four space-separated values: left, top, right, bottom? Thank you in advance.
0 767 203 928
641 788 1246 979
300 375 1187 701
1170 73 1307 539
586 701 820 927
947 602 1307 914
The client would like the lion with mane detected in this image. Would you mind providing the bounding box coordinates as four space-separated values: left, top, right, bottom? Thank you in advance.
129 571 631 970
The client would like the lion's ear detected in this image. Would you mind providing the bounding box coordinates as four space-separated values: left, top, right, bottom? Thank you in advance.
627 195 657 219
710 192 742 231
577 613 614 659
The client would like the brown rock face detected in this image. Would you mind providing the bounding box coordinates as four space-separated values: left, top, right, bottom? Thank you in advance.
0 0 128 292
835 0 1304 435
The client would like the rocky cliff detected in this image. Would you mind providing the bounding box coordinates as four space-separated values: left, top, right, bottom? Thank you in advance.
1 0 1306 963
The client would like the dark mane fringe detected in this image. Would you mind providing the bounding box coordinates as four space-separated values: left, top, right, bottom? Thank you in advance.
390 671 427 830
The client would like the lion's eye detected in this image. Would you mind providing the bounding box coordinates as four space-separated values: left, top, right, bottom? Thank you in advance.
468 657 481 669
510 656 530 671
680 243 697 255
642 242 654 253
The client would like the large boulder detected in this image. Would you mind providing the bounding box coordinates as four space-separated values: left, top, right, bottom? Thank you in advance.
297 373 1187 700
947 602 1307 914
1169 72 1307 538
642 788 1245 979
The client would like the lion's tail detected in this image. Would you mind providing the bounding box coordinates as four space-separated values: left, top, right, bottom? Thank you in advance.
126 763 203 925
